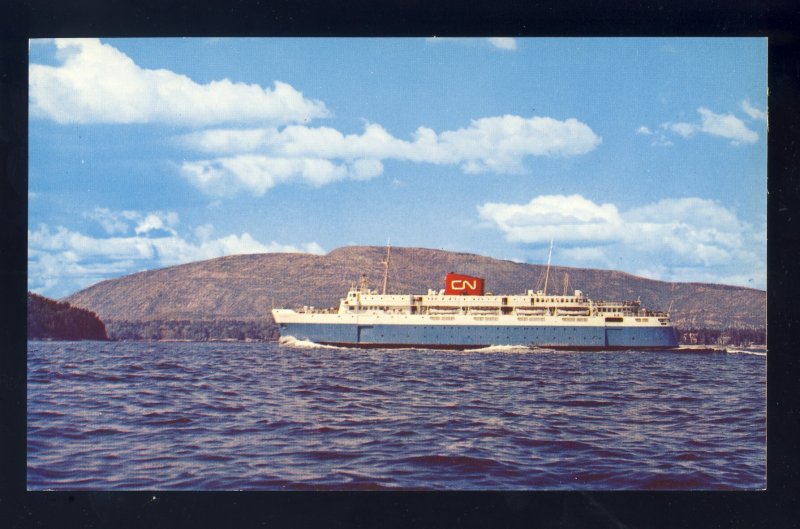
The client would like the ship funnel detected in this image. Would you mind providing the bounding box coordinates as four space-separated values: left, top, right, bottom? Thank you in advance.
444 273 485 296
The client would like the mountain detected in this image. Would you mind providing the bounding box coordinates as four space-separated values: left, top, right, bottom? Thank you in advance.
63 246 766 341
28 292 109 341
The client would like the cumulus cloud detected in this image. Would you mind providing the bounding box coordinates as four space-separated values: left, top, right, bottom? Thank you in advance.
134 211 179 236
486 38 517 50
741 99 766 121
83 207 138 235
28 214 325 297
635 126 652 135
180 156 384 196
697 107 759 145
29 38 329 125
183 117 601 164
477 194 765 288
83 207 179 236
656 106 759 146
30 38 600 196
477 195 621 244
179 116 601 195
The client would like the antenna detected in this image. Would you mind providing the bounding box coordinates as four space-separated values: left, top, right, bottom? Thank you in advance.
543 240 553 296
668 282 675 316
381 239 391 295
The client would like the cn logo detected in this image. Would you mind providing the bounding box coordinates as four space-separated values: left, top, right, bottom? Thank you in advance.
450 279 478 291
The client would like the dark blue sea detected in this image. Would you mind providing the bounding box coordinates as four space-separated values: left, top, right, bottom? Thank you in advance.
27 340 766 490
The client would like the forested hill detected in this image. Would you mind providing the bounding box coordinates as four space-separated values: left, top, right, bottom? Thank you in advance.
62 246 765 342
28 292 109 341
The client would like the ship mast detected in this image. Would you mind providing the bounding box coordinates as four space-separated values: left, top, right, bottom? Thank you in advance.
543 240 553 296
381 240 391 295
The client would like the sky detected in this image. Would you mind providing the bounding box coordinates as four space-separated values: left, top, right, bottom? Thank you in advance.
28 37 768 298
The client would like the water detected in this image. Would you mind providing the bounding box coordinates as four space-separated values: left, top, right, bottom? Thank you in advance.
27 340 766 490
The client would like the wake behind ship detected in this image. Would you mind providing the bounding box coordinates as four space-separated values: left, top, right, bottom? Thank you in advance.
272 250 679 350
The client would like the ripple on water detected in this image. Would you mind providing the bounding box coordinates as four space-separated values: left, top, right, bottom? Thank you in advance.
26 341 766 490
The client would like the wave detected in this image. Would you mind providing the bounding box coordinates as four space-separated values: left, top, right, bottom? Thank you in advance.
726 348 767 357
527 346 564 353
278 336 342 350
467 344 540 354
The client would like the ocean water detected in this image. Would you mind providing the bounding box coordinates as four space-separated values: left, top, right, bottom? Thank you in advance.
27 340 766 490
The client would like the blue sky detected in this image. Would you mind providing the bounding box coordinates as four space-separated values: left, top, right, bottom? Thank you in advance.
28 38 767 298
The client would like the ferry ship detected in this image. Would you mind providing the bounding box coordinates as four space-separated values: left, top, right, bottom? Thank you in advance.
272 247 679 350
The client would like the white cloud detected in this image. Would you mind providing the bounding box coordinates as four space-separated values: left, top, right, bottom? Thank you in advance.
654 106 759 146
741 99 766 121
184 117 601 163
662 121 696 138
28 219 325 297
30 38 601 195
439 115 601 172
83 207 178 236
477 195 621 244
180 156 383 196
83 207 135 235
477 194 765 289
179 115 601 195
181 128 278 154
697 107 759 145
29 38 329 126
623 198 750 265
635 126 652 135
486 38 517 51
134 211 179 235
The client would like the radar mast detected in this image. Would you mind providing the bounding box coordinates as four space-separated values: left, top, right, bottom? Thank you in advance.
381 240 391 295
543 240 553 296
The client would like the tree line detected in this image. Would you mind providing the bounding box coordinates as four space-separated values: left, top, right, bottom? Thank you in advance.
107 319 279 342
678 327 766 346
27 292 108 340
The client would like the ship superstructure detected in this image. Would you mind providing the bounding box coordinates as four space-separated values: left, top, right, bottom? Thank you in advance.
272 248 679 350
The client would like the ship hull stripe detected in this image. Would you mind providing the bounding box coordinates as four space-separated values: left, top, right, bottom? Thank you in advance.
277 322 679 349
